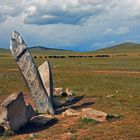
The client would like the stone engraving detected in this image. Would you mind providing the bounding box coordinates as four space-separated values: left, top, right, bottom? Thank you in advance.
10 31 54 114
38 61 54 104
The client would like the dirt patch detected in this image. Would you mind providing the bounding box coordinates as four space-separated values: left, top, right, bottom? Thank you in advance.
1 94 140 140
0 69 18 72
92 70 140 75
53 68 140 77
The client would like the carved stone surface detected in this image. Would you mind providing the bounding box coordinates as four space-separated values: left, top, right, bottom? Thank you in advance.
10 31 54 114
38 61 53 104
0 92 32 131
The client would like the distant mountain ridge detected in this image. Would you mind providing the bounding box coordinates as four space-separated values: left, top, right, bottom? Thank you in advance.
0 46 77 56
91 42 140 54
29 46 78 55
30 46 74 52
1 42 140 55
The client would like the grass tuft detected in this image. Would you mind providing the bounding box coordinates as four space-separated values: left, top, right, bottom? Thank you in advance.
80 118 99 125
107 114 123 122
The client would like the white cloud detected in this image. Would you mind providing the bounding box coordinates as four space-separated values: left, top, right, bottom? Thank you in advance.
114 27 129 35
1 0 140 25
0 1 22 23
0 0 116 25
104 27 129 36
23 0 111 25
90 41 116 50
0 0 140 51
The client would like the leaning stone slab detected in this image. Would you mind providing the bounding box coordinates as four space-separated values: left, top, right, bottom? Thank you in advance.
0 92 34 131
38 61 53 104
10 31 54 115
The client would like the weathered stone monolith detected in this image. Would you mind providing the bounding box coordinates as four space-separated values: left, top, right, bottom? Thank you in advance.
38 61 53 104
10 31 54 114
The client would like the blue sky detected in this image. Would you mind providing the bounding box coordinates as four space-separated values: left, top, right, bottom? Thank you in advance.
0 0 140 51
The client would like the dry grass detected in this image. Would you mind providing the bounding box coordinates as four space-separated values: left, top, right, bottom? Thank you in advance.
0 54 140 140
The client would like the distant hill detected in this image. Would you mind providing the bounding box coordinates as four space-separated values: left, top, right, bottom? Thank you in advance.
29 46 77 55
1 42 140 57
90 42 140 54
0 46 78 57
30 46 71 51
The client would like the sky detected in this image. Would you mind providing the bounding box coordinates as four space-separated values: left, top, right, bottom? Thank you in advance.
0 0 140 51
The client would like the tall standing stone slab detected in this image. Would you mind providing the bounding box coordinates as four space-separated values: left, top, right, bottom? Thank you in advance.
10 31 54 115
38 61 54 104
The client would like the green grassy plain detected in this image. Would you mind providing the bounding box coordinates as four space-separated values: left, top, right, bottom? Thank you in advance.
0 49 140 139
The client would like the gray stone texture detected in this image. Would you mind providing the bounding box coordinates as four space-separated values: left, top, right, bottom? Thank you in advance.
10 31 54 114
38 61 54 104
0 92 33 131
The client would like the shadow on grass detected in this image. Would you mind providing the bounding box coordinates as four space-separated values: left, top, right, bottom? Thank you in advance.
15 118 58 135
65 95 85 106
70 102 95 110
55 95 95 114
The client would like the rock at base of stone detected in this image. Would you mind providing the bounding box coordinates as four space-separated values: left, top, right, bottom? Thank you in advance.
0 92 35 131
54 88 66 97
81 108 107 122
62 108 80 116
29 114 55 126
66 89 74 96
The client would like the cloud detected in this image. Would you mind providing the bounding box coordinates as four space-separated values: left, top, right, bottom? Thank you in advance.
114 27 129 35
23 0 140 25
90 41 116 50
23 0 111 25
0 14 6 23
104 27 129 36
0 0 140 51
1 0 140 25
0 2 22 23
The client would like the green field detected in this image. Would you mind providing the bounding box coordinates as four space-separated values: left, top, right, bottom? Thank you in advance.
0 46 140 139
